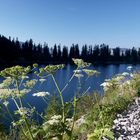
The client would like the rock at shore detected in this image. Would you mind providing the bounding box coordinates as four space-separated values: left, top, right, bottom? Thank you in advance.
113 97 140 140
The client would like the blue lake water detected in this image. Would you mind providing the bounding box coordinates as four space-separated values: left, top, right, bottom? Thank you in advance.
4 64 140 119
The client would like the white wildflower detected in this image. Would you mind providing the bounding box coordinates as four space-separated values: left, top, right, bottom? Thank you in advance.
100 82 110 87
3 101 9 106
126 80 130 85
75 74 84 78
0 83 5 88
72 58 84 68
83 69 99 77
20 89 31 94
127 66 133 70
24 79 37 88
16 107 34 117
130 73 134 77
0 89 12 98
46 119 59 125
73 70 82 73
104 79 110 82
17 107 30 116
114 75 124 82
75 116 85 127
12 121 16 127
51 115 62 120
3 78 13 87
100 81 112 92
122 72 129 76
66 118 73 123
21 76 29 79
39 78 46 82
6 77 11 79
43 115 62 126
32 91 50 97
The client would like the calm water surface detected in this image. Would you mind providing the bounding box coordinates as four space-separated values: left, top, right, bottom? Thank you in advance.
7 64 140 114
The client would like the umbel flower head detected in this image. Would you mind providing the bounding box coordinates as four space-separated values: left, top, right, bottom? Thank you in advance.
43 115 62 126
32 91 50 97
44 64 64 73
75 73 84 78
83 69 100 77
73 70 82 73
0 65 31 79
38 64 64 76
3 101 9 107
24 79 37 89
0 88 14 99
127 66 133 71
121 72 129 76
72 58 91 68
15 107 35 117
100 81 112 91
39 78 46 83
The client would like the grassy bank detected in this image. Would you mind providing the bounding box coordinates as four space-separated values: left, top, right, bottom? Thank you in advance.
75 72 138 139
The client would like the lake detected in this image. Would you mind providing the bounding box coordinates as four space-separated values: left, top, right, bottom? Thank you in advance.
4 64 140 117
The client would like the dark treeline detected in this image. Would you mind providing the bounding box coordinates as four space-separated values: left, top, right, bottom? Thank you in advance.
0 35 140 66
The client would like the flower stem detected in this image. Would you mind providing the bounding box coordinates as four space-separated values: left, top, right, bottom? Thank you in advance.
94 93 105 128
12 97 29 139
5 105 14 121
51 74 65 123
24 117 34 140
19 125 29 140
70 97 77 140
61 71 76 93
15 79 34 140
15 80 23 108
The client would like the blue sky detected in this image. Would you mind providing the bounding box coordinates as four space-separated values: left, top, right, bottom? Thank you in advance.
0 0 140 48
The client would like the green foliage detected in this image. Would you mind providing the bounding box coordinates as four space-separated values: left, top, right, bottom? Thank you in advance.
45 95 62 120
87 127 114 140
76 93 100 117
75 69 139 139
132 73 140 96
